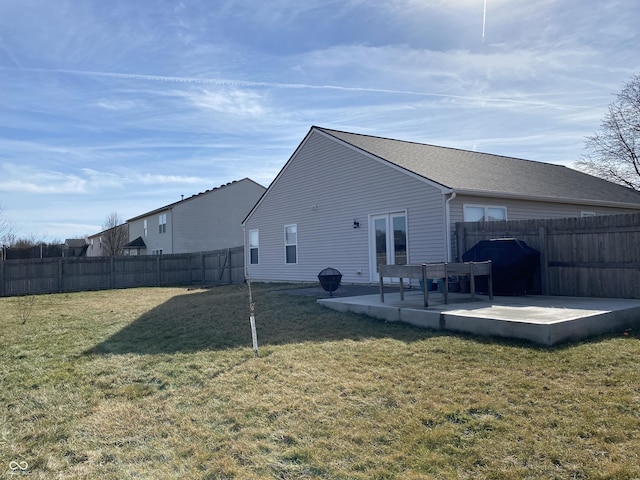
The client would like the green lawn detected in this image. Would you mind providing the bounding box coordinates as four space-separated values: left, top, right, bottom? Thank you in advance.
1 284 639 479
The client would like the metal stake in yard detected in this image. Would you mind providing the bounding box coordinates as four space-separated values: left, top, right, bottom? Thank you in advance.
247 277 259 357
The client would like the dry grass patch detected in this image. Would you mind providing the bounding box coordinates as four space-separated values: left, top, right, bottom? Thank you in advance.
1 284 639 479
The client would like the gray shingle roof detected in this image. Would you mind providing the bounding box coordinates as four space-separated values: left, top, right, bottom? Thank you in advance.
317 127 640 207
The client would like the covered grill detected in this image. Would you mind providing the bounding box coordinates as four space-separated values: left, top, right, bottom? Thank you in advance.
318 267 342 296
462 238 539 295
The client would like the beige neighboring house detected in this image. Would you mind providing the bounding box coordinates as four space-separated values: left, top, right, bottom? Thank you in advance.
86 224 129 257
242 126 640 285
124 178 266 256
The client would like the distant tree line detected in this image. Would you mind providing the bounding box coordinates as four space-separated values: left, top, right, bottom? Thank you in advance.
2 235 88 260
0 208 127 261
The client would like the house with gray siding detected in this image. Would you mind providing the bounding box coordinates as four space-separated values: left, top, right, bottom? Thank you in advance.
242 126 640 285
126 178 265 255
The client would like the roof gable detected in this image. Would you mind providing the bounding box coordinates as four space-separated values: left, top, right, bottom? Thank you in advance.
317 127 640 207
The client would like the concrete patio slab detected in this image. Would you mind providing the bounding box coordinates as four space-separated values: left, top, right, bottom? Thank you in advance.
317 290 640 346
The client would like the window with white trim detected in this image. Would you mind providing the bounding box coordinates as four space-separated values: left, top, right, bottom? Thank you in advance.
249 229 259 265
284 224 297 264
464 205 507 222
144 219 148 237
159 213 167 234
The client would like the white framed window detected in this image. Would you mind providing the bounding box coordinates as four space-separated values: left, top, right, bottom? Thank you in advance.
159 213 167 234
581 211 596 218
464 205 507 222
249 229 259 265
284 224 297 264
144 219 148 237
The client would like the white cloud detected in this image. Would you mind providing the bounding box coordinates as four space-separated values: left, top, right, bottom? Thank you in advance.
91 99 141 111
0 165 88 194
132 172 203 185
186 88 266 117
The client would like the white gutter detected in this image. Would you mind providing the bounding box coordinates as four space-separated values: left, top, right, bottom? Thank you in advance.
444 191 456 262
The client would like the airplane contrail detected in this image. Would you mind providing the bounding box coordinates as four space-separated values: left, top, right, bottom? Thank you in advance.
0 65 588 110
482 0 487 43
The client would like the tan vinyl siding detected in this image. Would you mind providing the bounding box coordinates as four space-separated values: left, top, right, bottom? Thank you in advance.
449 194 640 260
450 194 640 224
172 179 265 254
244 130 447 284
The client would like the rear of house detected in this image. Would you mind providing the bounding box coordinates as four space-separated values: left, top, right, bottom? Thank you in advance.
243 127 640 285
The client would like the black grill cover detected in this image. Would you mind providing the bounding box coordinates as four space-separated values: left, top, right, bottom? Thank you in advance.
462 239 539 295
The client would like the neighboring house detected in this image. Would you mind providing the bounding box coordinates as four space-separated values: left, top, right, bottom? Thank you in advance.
63 238 88 257
242 126 640 285
86 224 129 257
86 232 103 257
125 178 266 255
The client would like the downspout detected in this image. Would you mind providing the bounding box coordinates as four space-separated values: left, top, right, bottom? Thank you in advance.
444 191 456 262
242 224 248 280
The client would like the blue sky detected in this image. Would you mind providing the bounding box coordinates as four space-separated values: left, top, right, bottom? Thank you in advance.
1 0 638 241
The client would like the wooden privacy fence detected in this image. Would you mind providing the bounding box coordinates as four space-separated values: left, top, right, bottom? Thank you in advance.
455 212 640 299
0 246 245 297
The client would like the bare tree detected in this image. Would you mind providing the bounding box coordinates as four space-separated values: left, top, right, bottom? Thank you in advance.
577 73 640 191
11 233 50 248
101 212 128 256
0 204 13 246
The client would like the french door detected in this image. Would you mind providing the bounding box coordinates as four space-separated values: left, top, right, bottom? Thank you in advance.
370 212 407 282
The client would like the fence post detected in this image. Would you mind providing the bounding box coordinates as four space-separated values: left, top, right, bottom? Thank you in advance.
0 260 4 297
58 258 63 293
539 226 549 295
110 257 115 289
456 223 466 262
227 248 232 284
201 253 206 284
156 256 161 286
217 249 230 283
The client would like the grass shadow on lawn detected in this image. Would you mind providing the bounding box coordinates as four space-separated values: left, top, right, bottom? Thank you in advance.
85 283 440 355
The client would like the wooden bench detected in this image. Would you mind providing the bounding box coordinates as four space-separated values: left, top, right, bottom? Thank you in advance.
379 261 493 307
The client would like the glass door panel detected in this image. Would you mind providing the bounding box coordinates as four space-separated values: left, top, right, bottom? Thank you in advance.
374 217 387 273
370 212 408 282
392 214 407 265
